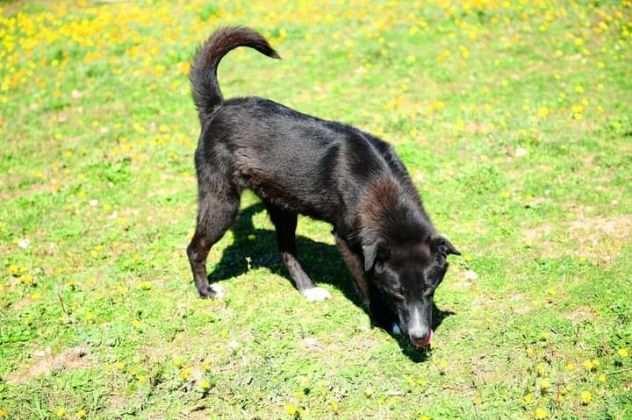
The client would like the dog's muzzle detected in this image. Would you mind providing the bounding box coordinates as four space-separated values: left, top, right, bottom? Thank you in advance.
409 328 433 348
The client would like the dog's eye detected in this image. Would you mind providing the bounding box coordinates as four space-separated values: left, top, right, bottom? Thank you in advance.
378 282 404 301
374 260 386 274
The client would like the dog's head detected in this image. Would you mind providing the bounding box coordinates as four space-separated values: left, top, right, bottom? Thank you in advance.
363 235 459 348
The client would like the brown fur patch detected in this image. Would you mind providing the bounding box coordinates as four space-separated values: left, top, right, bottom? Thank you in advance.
357 177 402 230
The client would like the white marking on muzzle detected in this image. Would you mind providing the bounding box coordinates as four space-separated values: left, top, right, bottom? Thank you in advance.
408 305 426 338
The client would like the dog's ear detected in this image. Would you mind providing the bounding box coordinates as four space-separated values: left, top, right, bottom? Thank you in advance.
430 235 460 256
362 241 389 272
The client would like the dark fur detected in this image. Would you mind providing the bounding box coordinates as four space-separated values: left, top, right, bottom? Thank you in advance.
186 27 459 347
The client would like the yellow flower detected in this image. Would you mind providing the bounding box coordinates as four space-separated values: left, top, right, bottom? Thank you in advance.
565 362 576 371
199 378 211 390
459 45 470 59
537 107 550 119
285 404 299 416
8 264 23 275
435 359 449 369
538 378 551 391
75 409 87 418
201 360 212 371
618 348 629 358
419 416 431 420
55 407 66 417
179 367 192 381
20 274 34 286
534 407 548 419
582 360 594 371
572 104 584 114
597 374 607 383
580 391 592 405
139 281 152 291
523 393 534 404
0 408 8 418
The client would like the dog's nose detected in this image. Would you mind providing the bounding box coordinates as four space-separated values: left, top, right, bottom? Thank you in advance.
410 330 428 341
409 328 432 348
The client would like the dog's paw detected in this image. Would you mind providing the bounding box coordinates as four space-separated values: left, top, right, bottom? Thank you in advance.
391 323 401 335
302 287 331 302
198 284 224 299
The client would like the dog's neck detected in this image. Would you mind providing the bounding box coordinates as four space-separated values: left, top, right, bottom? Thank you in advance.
353 177 434 245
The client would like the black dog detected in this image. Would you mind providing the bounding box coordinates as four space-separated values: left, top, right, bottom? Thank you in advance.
186 27 459 348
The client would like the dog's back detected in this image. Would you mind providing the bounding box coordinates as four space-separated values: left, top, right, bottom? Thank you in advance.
201 94 422 228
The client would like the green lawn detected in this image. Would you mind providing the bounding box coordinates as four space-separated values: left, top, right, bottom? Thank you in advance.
1 0 631 418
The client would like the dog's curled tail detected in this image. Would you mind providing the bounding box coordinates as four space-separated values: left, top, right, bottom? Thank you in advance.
190 26 280 124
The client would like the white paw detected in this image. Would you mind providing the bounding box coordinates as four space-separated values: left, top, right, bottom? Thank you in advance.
302 287 331 302
210 284 224 299
391 323 401 335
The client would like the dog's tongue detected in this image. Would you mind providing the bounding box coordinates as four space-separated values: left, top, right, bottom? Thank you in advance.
414 329 433 348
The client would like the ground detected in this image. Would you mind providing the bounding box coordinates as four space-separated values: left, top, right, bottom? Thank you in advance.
1 0 631 418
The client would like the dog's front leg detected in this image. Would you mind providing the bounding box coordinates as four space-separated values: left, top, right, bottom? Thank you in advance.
334 234 370 308
267 204 330 302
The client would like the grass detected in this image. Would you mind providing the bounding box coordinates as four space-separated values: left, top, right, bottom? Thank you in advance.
1 0 631 418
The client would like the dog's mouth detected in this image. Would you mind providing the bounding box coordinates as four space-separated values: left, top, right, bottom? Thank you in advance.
410 329 433 348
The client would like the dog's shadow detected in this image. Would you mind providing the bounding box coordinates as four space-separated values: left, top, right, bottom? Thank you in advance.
208 202 455 363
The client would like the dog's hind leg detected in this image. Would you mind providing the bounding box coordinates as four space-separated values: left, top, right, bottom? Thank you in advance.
187 179 240 298
266 204 331 302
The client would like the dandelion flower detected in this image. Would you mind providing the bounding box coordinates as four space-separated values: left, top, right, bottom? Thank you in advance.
139 281 152 291
580 390 592 405
20 274 34 286
537 107 550 118
436 359 449 369
179 367 192 381
538 378 551 391
618 348 629 358
286 404 299 416
199 378 211 390
534 407 548 418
